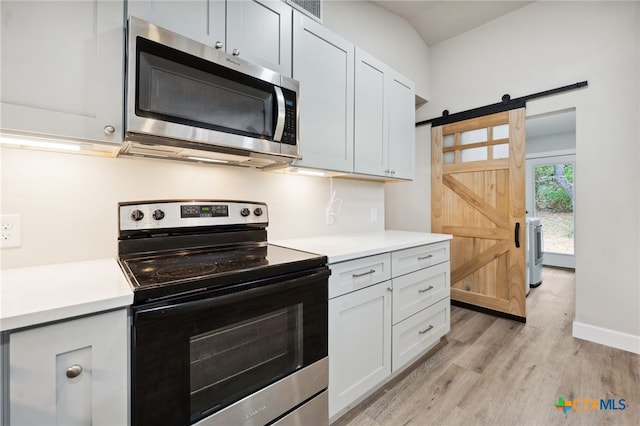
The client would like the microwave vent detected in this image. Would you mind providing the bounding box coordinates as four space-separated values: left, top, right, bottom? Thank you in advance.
287 0 322 22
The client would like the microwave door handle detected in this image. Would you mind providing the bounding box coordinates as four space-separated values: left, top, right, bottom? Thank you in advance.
273 86 285 142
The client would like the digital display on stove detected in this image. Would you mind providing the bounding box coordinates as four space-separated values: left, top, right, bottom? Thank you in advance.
181 204 229 218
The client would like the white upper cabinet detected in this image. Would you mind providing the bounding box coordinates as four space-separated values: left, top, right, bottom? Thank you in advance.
354 48 415 180
127 0 226 48
0 0 124 144
128 0 292 76
354 49 387 177
292 11 354 172
387 71 416 180
226 0 292 76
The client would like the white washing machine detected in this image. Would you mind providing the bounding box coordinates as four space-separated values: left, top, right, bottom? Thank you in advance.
526 217 543 290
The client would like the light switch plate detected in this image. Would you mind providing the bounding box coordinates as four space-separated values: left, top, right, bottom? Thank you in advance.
1 214 22 248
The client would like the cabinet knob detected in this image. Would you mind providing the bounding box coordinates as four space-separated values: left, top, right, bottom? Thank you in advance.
232 48 240 56
214 41 223 50
103 125 116 135
66 364 83 378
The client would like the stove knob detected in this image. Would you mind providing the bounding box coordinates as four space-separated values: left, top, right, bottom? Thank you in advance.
152 209 165 221
131 209 144 222
253 207 263 217
240 208 251 217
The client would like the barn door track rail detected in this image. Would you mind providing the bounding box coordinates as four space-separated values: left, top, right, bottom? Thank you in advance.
416 80 588 127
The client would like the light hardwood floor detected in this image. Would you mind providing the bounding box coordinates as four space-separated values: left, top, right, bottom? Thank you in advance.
333 267 640 426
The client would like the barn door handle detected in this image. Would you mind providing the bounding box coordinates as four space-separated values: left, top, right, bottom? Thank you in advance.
514 222 521 248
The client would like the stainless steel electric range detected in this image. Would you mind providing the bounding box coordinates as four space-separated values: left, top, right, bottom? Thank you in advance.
118 200 329 426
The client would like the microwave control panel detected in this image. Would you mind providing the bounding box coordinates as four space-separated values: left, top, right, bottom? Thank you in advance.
281 88 297 146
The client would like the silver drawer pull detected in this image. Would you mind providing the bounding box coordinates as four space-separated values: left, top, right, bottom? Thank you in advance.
418 254 434 260
352 269 375 278
418 325 434 335
66 364 83 378
418 285 434 293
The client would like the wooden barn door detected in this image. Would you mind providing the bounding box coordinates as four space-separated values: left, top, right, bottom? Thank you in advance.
431 109 526 320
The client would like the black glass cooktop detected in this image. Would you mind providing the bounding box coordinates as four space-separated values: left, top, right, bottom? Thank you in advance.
120 244 326 303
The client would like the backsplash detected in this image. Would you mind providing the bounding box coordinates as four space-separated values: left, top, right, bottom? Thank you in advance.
0 146 385 269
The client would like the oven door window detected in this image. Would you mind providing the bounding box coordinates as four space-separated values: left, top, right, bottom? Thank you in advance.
189 305 303 420
131 269 328 426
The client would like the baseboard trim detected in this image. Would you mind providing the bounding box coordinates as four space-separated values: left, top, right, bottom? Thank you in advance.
572 321 640 354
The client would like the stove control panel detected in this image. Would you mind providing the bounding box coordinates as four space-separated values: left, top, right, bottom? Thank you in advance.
119 200 268 231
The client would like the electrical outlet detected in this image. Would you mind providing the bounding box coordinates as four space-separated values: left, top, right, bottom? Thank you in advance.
371 207 378 222
1 214 22 248
325 207 335 225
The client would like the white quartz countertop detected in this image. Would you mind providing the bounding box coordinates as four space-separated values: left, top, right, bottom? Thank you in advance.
1 258 133 332
273 230 452 264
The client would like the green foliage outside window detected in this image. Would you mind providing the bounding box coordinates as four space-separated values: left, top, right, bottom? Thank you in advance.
534 164 574 212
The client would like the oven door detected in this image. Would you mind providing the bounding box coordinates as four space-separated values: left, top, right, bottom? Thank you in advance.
131 267 329 426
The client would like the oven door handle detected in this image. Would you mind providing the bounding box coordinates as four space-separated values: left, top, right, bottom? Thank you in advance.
137 268 330 318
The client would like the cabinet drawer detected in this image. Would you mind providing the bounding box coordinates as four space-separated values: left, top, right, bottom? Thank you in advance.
391 241 450 277
392 297 450 372
329 253 391 299
392 261 450 325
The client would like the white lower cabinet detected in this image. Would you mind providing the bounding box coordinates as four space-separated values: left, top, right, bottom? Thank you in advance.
328 241 451 421
7 309 128 426
329 280 391 418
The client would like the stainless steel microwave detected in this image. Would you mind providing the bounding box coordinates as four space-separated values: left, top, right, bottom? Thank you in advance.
122 17 299 168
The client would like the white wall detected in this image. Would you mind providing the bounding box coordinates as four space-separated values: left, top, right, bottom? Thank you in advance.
526 132 575 155
323 0 430 100
0 147 384 268
387 1 640 351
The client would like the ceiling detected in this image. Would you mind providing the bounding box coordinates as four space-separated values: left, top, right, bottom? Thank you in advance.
371 0 533 46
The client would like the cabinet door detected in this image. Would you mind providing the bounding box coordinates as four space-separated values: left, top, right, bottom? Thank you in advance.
227 0 292 76
328 281 391 418
127 0 225 47
387 71 416 180
9 309 128 426
292 11 354 172
354 48 387 176
1 0 124 144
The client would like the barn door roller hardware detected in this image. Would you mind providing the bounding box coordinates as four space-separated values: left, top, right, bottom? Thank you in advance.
416 81 588 127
